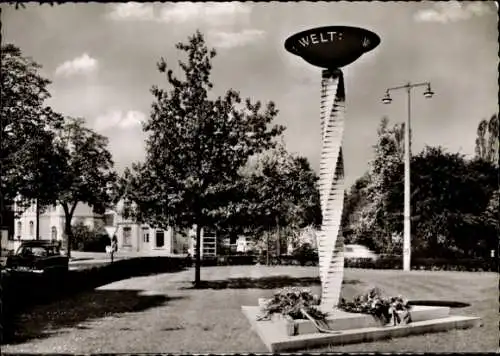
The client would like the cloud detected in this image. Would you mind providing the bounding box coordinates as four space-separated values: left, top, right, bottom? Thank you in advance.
108 2 252 26
159 2 251 25
94 110 146 131
55 53 98 77
209 29 266 49
414 1 494 23
107 3 155 21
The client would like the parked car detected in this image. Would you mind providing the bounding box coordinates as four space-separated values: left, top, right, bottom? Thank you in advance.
344 244 378 262
5 240 69 276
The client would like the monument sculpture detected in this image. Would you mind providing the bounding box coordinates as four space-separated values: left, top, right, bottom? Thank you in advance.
241 26 481 352
284 26 380 311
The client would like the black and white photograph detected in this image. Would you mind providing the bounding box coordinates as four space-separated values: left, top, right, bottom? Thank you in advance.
1 1 498 353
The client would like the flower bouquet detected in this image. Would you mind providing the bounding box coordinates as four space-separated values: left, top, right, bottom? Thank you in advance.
256 287 329 335
339 287 412 326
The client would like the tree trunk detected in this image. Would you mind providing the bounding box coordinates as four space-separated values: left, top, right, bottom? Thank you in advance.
62 202 78 259
266 230 270 266
194 224 202 287
64 216 73 259
276 216 280 257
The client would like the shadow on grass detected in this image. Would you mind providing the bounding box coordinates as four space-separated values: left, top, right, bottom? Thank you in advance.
2 289 184 345
408 300 471 308
1 257 188 344
181 276 361 290
3 257 187 307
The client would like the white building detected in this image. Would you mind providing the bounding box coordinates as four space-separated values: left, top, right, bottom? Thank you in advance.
103 206 190 256
104 200 216 258
8 200 102 252
7 197 220 258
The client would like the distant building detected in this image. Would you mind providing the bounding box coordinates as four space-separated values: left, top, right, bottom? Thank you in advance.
8 197 223 258
103 205 190 256
104 199 216 257
7 199 102 252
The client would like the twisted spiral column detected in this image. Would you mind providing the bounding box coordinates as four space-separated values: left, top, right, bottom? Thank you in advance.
317 68 346 312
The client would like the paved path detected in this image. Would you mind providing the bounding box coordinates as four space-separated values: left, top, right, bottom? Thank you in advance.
68 251 186 270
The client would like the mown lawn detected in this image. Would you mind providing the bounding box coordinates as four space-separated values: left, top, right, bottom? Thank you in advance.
2 266 498 353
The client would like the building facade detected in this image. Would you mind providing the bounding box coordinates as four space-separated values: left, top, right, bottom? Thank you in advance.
103 208 190 256
8 200 102 252
7 198 220 258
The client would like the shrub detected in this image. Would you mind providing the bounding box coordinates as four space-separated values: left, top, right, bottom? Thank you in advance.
71 222 110 252
217 255 256 265
344 255 497 272
82 234 111 252
411 257 497 272
200 257 218 266
292 243 318 266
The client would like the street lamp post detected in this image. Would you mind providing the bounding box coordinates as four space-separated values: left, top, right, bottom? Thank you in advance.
382 82 434 272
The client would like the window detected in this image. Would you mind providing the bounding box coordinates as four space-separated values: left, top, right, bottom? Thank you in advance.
155 230 165 248
123 227 132 246
29 221 34 237
51 226 57 241
16 222 22 240
142 227 149 243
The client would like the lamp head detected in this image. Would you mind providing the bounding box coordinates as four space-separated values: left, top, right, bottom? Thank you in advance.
382 91 392 104
423 84 434 99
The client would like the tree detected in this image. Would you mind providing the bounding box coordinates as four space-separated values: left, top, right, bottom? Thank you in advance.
71 220 109 252
410 147 497 257
124 31 284 287
8 1 56 10
1 44 64 210
345 114 499 259
351 117 405 253
475 114 499 166
241 141 321 261
50 117 117 258
341 172 371 243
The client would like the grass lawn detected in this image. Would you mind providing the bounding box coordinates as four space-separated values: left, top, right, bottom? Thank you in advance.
2 266 498 353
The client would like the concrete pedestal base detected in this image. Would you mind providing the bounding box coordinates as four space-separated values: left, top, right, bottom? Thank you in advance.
241 305 481 352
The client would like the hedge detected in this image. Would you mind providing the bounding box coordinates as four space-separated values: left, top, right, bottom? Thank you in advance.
217 255 256 266
411 257 498 272
340 256 497 272
239 254 498 272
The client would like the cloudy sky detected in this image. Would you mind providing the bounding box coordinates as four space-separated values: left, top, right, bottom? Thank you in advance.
2 1 498 187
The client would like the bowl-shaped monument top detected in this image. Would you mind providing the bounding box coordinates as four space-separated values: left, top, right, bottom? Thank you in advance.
284 26 380 69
